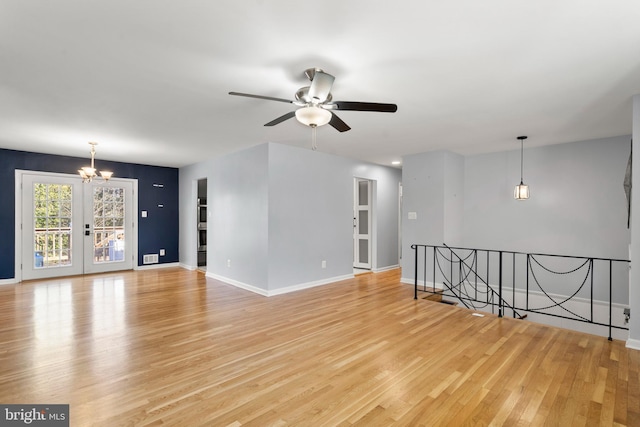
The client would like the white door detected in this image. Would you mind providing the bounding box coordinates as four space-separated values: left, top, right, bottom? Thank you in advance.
83 180 134 274
21 174 84 280
20 172 134 280
354 178 372 269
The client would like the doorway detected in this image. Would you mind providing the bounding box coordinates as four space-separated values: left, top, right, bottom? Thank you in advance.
18 171 135 281
197 178 207 269
353 178 372 270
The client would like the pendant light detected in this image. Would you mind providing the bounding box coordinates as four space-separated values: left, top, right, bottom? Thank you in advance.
78 142 113 183
514 136 529 200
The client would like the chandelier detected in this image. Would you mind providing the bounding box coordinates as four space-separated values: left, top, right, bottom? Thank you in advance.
78 142 113 183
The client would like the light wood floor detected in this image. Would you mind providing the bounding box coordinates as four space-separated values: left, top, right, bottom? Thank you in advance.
1 268 638 426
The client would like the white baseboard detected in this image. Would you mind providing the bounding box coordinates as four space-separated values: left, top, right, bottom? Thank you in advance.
267 274 354 296
374 264 400 273
206 273 354 297
626 338 640 350
0 277 18 285
206 272 269 296
179 263 197 271
135 262 181 271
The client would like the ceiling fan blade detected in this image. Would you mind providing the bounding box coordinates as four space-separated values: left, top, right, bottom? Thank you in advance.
307 71 335 103
264 111 296 126
329 112 351 132
332 101 398 113
229 91 293 104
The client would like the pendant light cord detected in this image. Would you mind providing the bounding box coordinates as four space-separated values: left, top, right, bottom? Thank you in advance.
520 138 524 184
517 135 527 185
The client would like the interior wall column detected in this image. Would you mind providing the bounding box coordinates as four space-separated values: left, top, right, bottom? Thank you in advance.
628 94 640 348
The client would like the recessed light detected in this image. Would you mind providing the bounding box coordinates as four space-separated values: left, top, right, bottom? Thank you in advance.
391 160 401 165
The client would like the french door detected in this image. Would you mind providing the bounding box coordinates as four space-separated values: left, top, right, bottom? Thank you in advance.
354 178 372 269
20 172 134 280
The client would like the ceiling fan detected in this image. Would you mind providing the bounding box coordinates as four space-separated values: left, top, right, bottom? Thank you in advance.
229 68 398 133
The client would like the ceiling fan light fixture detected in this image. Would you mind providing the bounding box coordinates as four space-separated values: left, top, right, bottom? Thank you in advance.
295 106 332 127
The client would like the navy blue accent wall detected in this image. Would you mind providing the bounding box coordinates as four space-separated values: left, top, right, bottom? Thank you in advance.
0 148 179 279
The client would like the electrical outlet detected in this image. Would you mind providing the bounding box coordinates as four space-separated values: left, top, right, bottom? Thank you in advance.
227 259 231 268
159 249 165 256
322 260 326 268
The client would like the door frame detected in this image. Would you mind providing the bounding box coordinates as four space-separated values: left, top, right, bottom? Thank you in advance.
14 170 139 282
353 177 377 270
82 179 135 274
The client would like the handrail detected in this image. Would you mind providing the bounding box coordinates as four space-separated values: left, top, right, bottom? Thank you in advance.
411 243 630 340
442 243 526 319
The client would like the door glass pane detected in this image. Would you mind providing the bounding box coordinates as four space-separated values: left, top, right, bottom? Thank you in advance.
358 181 368 206
358 210 368 234
93 186 126 263
33 183 73 269
359 239 369 264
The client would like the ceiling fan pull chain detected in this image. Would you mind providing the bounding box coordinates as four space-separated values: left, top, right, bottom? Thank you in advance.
311 125 318 151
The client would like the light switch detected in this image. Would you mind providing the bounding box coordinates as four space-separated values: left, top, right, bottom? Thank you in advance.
141 211 147 218
408 212 417 220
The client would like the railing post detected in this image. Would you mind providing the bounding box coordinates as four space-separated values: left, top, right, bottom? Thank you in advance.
450 247 454 298
526 254 530 310
474 250 478 300
485 251 489 305
590 259 594 323
498 251 503 318
513 252 516 318
413 245 418 300
433 248 436 294
609 260 613 341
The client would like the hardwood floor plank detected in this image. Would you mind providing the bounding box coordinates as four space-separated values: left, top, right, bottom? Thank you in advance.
0 268 638 426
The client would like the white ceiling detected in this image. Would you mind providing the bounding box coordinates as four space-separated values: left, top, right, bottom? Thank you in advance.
1 1 639 168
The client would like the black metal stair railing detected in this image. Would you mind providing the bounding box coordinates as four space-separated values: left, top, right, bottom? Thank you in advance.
411 243 630 340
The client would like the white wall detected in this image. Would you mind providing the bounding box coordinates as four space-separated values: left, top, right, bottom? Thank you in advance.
403 136 630 290
179 144 269 289
179 142 401 294
444 151 464 245
401 135 631 339
209 144 270 289
401 151 446 256
267 143 353 290
464 136 630 258
401 150 465 279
